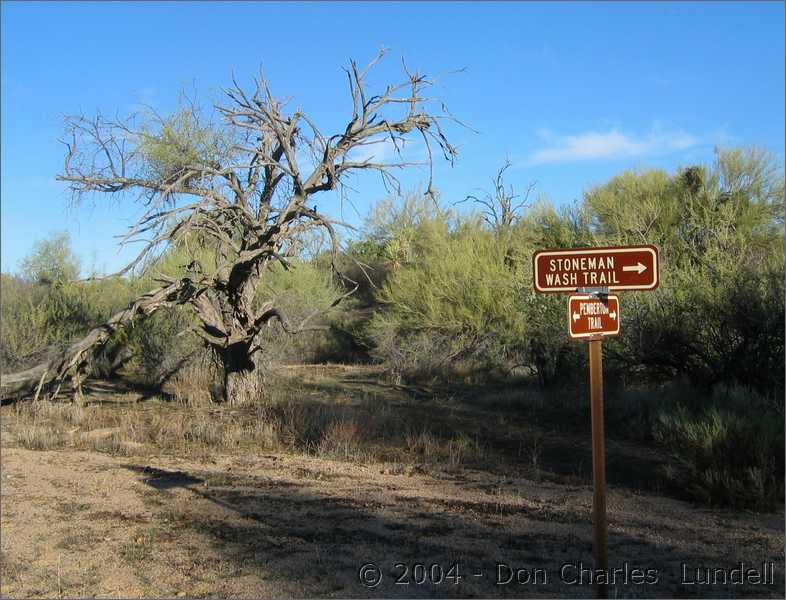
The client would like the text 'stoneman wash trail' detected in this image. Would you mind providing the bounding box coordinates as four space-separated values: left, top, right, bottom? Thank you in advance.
533 245 659 292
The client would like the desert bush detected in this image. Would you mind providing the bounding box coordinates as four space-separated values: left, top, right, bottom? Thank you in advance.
1 232 142 372
368 214 531 379
335 192 450 307
335 238 390 307
18 231 81 286
0 273 138 372
361 192 597 385
520 290 584 387
360 148 783 397
1 274 61 369
588 148 784 397
252 260 358 366
653 397 784 510
120 306 202 387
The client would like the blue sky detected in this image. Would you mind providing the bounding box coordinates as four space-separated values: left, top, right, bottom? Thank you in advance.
2 1 784 275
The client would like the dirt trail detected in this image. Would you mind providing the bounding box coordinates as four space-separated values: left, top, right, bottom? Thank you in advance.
1 447 782 598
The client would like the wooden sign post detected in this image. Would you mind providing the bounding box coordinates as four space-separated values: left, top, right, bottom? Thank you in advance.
589 336 608 598
532 245 659 599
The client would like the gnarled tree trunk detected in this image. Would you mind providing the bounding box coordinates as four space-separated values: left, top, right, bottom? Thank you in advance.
2 50 459 403
218 341 257 404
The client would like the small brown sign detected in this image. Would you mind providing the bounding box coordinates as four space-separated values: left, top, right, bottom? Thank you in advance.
533 245 659 293
568 294 620 339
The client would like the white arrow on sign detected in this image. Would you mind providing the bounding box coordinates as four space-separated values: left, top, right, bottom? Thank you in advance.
609 310 617 319
622 262 647 274
573 312 580 322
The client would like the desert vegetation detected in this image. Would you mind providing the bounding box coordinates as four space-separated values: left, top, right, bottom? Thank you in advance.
1 49 783 599
3 142 783 512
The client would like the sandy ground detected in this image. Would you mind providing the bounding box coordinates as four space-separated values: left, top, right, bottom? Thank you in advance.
1 446 782 598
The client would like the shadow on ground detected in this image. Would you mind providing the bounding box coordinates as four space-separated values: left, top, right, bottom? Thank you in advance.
118 463 782 598
291 373 676 500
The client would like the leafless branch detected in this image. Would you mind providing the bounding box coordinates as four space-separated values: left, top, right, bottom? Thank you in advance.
5 52 464 402
457 160 535 229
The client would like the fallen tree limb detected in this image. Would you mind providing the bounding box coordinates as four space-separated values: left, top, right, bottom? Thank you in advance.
1 279 196 400
6 53 461 403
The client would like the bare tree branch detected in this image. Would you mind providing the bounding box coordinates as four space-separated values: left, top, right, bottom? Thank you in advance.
457 160 535 229
4 52 464 402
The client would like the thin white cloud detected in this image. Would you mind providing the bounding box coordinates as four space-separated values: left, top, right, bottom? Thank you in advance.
347 137 428 165
711 124 735 146
347 138 400 164
527 127 698 165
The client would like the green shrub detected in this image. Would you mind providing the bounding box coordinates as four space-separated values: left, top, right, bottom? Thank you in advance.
252 260 358 365
589 148 784 397
1 232 143 372
367 216 531 379
653 398 784 510
0 273 138 371
19 231 81 285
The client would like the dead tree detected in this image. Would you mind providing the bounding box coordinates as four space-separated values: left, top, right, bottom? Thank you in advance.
1 50 460 402
460 160 535 229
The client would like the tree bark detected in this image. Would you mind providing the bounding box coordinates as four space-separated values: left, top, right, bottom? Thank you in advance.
218 341 256 404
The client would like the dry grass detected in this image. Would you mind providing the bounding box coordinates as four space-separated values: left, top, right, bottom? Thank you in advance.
3 373 487 470
5 443 782 599
169 363 218 407
0 549 29 588
3 367 783 599
12 365 766 509
317 418 363 460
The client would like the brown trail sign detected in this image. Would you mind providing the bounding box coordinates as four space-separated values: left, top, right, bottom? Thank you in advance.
531 243 659 599
533 244 659 293
568 294 620 339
